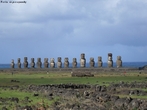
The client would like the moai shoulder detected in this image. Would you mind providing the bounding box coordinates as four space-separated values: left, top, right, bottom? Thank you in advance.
37 58 42 68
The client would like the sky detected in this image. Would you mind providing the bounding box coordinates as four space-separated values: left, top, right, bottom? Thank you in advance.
0 0 147 64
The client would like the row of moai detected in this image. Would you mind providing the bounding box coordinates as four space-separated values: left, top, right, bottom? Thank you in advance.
11 53 122 68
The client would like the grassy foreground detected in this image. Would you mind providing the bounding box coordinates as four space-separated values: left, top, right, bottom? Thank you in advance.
0 72 147 86
0 72 147 109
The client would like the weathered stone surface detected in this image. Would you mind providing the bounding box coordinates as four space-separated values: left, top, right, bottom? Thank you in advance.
57 57 62 68
71 71 94 77
98 56 103 67
50 58 55 68
64 57 69 68
72 58 77 68
89 57 95 68
23 57 28 68
11 59 15 68
44 58 49 68
30 58 35 68
116 56 122 68
80 53 86 68
37 58 42 68
17 58 21 68
107 53 113 68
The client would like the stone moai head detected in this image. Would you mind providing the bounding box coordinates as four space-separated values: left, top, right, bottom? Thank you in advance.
57 57 62 68
23 57 28 68
116 56 122 68
31 58 35 68
80 53 86 68
17 58 21 68
90 57 95 68
81 53 85 59
107 53 113 68
98 56 103 67
50 58 55 68
44 58 49 68
11 59 15 68
72 58 77 68
64 57 69 68
37 58 42 68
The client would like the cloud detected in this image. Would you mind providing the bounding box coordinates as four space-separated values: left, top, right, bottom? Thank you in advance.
0 0 147 63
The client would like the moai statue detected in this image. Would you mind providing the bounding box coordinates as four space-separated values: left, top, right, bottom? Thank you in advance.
11 59 15 68
116 56 122 68
80 53 86 68
30 58 35 68
107 53 113 68
17 58 21 68
44 58 49 68
57 57 62 68
98 56 103 67
64 57 69 68
89 57 95 68
72 58 77 68
37 58 42 68
50 58 55 68
23 57 28 68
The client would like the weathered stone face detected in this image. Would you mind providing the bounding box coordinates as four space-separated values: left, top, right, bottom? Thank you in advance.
98 56 103 67
80 53 86 68
37 58 42 68
23 57 28 68
31 58 35 68
64 57 69 68
50 58 55 68
44 58 49 68
17 58 21 68
57 57 62 68
72 58 77 68
11 59 15 68
107 53 113 68
89 57 95 68
116 56 122 68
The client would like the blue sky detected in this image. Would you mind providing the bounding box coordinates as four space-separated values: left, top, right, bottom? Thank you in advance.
0 0 147 63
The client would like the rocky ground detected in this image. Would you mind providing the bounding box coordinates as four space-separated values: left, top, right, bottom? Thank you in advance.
1 81 147 110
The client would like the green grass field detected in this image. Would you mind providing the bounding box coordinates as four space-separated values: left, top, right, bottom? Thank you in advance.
0 72 147 109
0 72 147 86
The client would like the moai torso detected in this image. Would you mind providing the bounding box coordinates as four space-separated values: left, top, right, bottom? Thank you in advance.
116 56 122 68
64 57 69 68
37 58 42 68
11 59 15 68
57 57 62 68
80 53 86 68
98 56 103 67
31 58 35 68
107 53 113 68
17 58 21 68
44 58 49 68
23 57 28 68
72 58 77 68
50 58 55 68
89 57 95 68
